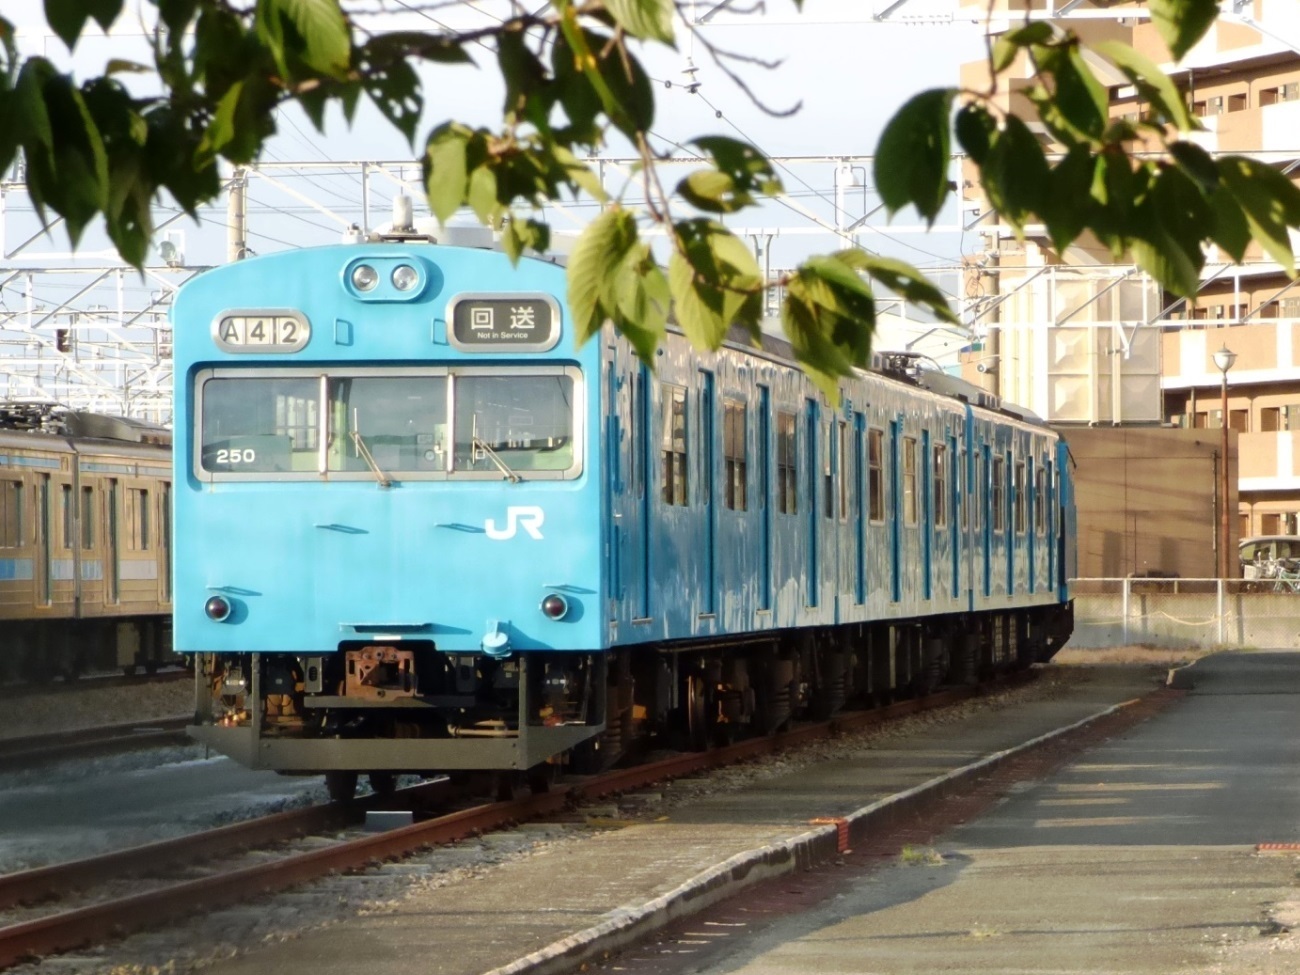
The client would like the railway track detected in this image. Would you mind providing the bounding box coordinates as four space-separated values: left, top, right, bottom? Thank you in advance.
0 717 191 773
0 667 189 701
0 676 1031 969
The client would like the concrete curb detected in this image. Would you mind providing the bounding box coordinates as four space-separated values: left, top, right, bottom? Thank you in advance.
481 698 1138 975
1166 654 1208 690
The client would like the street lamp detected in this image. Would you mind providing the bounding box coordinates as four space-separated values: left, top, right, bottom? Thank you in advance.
1213 344 1237 580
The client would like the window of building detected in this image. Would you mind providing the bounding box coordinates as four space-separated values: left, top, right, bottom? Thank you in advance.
723 398 747 511
868 428 884 522
1260 82 1300 105
903 437 918 525
1229 409 1248 432
933 443 948 528
992 456 1005 532
661 383 688 506
1227 92 1247 112
1014 460 1026 533
776 411 797 514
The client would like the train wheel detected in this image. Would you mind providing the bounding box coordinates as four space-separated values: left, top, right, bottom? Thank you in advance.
324 770 358 802
367 772 397 798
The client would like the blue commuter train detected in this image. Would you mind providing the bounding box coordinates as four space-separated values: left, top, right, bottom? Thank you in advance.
173 234 1075 798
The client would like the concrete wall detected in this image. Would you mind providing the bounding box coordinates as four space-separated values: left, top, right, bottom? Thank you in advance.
1072 590 1300 651
1059 426 1237 580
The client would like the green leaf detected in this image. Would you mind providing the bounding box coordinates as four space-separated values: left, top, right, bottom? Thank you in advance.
668 219 763 350
691 136 781 196
551 145 609 204
466 165 500 224
875 87 956 225
1040 145 1094 254
44 0 122 50
1218 155 1300 275
991 22 1052 73
422 123 471 224
1092 40 1194 132
839 250 955 325
551 26 654 142
1151 165 1210 273
259 0 351 78
1034 44 1109 144
1149 0 1219 62
156 0 200 35
362 56 422 145
955 104 995 166
567 207 638 343
605 0 675 43
612 243 669 363
980 114 1050 238
677 169 747 214
1208 188 1250 263
1169 140 1219 192
1132 230 1200 297
502 215 550 264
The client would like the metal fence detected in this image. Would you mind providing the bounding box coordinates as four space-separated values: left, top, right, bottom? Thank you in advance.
1071 578 1300 650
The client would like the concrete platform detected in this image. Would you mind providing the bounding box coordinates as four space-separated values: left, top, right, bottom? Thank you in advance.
621 651 1300 975
194 665 1173 975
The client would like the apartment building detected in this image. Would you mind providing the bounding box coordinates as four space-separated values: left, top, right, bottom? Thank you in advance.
955 0 1300 574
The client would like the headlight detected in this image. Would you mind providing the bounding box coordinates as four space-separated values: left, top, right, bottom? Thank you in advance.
392 264 420 291
350 264 379 291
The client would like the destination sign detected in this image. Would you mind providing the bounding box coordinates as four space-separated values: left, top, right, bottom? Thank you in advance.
213 310 311 353
448 295 560 353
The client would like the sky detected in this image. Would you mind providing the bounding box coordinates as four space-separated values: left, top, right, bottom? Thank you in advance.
7 1 989 278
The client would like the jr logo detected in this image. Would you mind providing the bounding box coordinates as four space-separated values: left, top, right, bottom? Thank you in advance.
485 506 545 540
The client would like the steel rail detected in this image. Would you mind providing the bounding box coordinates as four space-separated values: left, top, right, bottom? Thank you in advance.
0 717 192 773
0 672 1034 968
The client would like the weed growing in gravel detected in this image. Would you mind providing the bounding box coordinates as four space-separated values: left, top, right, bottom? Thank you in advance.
898 845 945 866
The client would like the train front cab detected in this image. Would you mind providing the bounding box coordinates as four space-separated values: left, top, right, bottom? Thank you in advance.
175 245 611 784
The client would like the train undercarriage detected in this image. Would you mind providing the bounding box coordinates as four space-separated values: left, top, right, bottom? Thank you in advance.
190 604 1073 801
1 616 176 683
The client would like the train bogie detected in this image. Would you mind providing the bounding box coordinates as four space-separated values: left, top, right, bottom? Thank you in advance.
173 238 1074 788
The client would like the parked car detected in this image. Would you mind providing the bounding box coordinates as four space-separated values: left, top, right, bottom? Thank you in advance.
1240 535 1300 580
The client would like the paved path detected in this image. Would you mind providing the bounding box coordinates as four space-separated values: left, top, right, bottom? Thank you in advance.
643 652 1300 975
197 665 1166 975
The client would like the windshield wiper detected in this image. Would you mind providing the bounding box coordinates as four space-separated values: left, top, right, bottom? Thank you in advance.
473 436 521 482
350 410 392 488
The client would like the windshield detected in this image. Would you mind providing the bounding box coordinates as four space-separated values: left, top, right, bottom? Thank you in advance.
198 368 579 481
453 375 574 474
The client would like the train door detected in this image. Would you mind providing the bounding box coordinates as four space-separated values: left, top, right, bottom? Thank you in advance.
889 417 902 603
36 474 51 606
161 481 172 604
757 386 772 612
981 443 992 598
603 350 620 616
853 412 865 605
631 367 650 620
949 431 960 600
921 430 932 602
699 369 716 619
106 478 120 605
804 398 819 607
